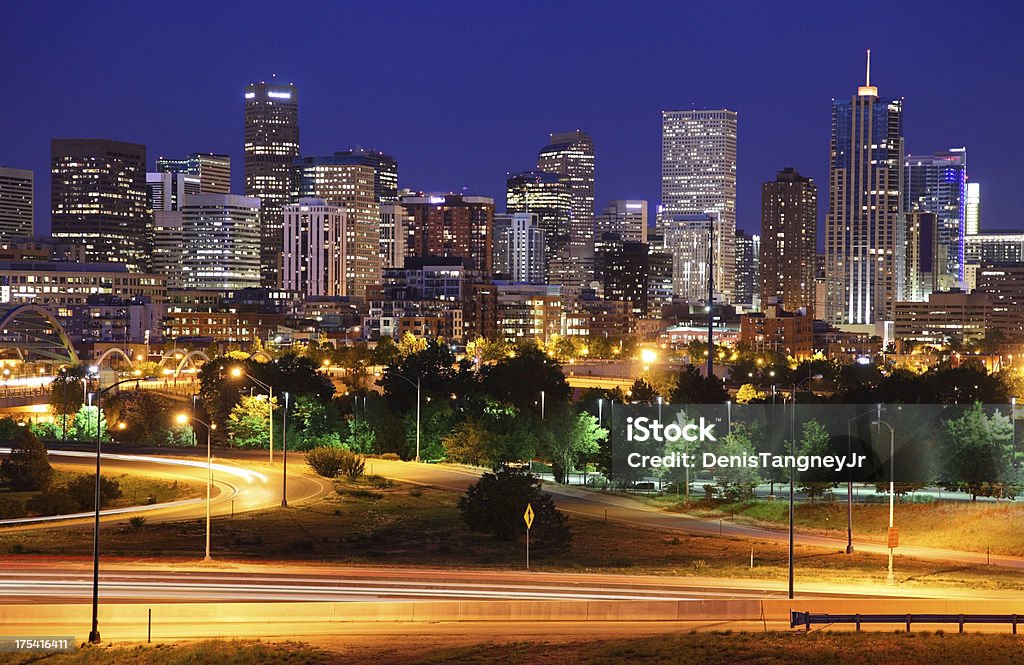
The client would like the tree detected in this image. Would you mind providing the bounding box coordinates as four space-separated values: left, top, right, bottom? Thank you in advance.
458 468 570 553
71 405 107 442
106 391 173 445
541 407 606 483
482 345 570 416
442 418 491 465
227 394 275 448
628 378 658 403
940 403 1015 500
735 383 767 404
1 427 52 491
706 424 761 501
797 419 837 502
49 366 85 439
670 365 729 404
344 418 376 454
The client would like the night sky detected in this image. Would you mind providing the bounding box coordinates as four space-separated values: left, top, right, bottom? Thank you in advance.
3 1 1022 238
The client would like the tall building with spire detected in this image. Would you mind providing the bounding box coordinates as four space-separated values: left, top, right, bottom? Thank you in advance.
244 80 299 287
824 51 905 325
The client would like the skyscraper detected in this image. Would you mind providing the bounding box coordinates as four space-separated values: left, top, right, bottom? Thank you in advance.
660 109 737 302
51 138 148 271
244 80 299 286
824 53 905 325
179 194 261 291
761 168 817 313
904 148 966 287
399 194 494 274
282 198 348 297
536 130 594 251
734 229 760 308
596 200 648 244
292 156 381 299
505 170 572 271
492 212 546 284
0 167 33 242
331 149 399 203
156 153 231 194
659 213 733 303
147 172 200 212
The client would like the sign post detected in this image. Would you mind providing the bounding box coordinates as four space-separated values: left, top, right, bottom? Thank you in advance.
523 503 535 570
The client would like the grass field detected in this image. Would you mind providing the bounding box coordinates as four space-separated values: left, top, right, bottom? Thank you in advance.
646 495 1024 557
1 474 1022 591
0 466 202 519
4 633 1024 665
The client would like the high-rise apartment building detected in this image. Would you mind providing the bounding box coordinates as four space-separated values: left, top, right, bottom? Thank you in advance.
505 170 572 267
492 212 546 284
179 194 261 291
156 153 231 194
660 109 737 302
904 148 967 286
966 182 981 236
659 212 734 304
596 200 647 244
379 203 410 269
824 53 905 325
761 168 817 313
282 198 348 297
51 138 148 271
735 230 760 308
244 80 299 286
292 156 381 299
536 131 594 251
0 167 33 242
400 194 494 274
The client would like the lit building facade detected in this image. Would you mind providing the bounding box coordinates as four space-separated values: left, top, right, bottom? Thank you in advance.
760 167 816 313
180 194 261 291
659 212 734 304
0 167 33 242
399 194 494 274
904 148 967 286
492 213 545 284
282 198 348 297
51 138 149 271
602 241 673 318
156 153 231 194
596 200 647 244
505 170 572 268
966 182 981 236
244 81 299 287
536 130 594 252
734 229 760 308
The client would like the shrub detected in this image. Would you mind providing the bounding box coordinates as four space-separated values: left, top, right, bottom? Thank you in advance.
0 496 26 519
25 489 80 516
339 452 366 481
305 446 347 478
66 475 122 510
129 516 146 529
1 428 53 491
459 468 571 553
380 453 401 461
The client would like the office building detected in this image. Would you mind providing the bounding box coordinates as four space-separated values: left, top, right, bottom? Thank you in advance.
156 153 231 193
244 80 300 286
603 242 673 318
536 130 594 251
180 194 261 291
505 170 572 265
824 53 905 325
147 171 200 212
399 193 494 274
380 203 409 269
976 264 1024 335
905 212 941 302
331 149 398 203
596 200 647 244
740 305 813 360
659 212 734 304
761 168 817 313
51 138 148 271
496 283 562 343
0 167 33 242
492 212 546 284
0 261 165 306
904 148 967 286
894 290 1011 349
734 229 760 308
292 155 381 298
660 109 737 224
965 232 1024 265
282 198 348 297
966 182 981 235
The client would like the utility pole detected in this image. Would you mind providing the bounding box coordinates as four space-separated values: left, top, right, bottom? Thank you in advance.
707 217 714 380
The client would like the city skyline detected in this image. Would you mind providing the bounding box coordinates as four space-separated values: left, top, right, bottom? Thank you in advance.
3 1 1020 240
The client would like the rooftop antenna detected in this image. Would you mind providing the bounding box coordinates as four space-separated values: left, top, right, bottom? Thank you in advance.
857 49 877 97
865 49 871 86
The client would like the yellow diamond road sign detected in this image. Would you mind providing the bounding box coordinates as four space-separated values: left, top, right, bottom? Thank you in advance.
524 503 535 530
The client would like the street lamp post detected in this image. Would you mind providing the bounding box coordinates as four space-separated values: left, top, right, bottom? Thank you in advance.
391 372 422 462
541 390 546 420
788 373 822 600
598 398 603 426
873 419 896 585
844 407 880 554
177 414 215 560
231 368 274 465
282 391 289 507
87 374 141 645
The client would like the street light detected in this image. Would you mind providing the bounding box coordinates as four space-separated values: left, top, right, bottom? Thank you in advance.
231 367 274 465
845 407 880 554
872 419 897 585
176 413 215 561
788 373 823 600
281 391 289 507
390 372 422 462
87 375 141 645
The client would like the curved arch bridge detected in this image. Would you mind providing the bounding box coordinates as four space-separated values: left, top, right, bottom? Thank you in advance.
0 304 79 371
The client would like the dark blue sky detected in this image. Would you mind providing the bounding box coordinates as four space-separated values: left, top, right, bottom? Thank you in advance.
3 1 1022 237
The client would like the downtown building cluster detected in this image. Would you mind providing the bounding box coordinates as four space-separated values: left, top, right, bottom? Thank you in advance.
0 57 1021 367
